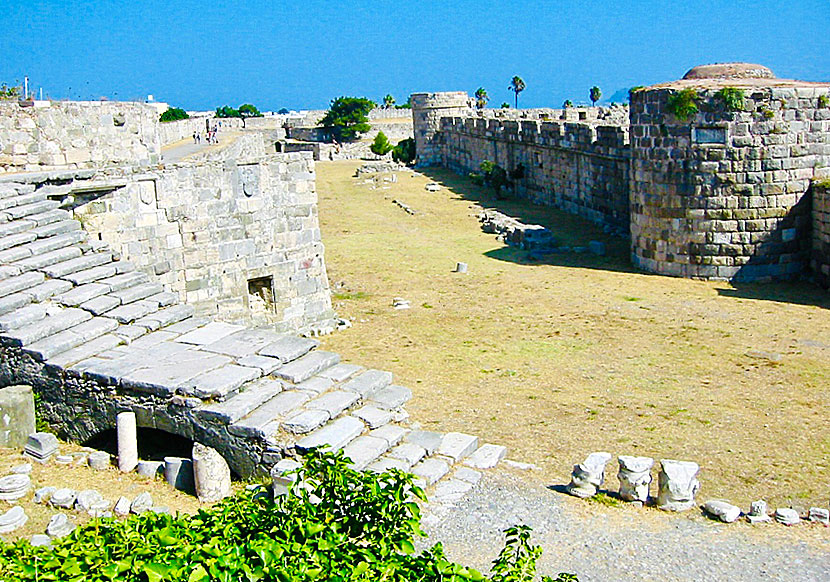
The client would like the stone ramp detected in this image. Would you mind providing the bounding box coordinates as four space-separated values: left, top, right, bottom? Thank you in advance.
0 173 506 503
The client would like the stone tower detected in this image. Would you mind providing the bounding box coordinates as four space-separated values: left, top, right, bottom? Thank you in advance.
410 92 472 167
629 63 830 281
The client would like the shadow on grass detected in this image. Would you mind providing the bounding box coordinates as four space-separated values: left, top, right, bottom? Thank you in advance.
716 281 829 309
418 167 635 275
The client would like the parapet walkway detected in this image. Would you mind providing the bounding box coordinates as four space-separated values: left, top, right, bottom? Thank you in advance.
0 170 505 502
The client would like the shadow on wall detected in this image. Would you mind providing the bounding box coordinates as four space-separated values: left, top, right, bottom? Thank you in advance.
83 427 193 464
417 166 636 274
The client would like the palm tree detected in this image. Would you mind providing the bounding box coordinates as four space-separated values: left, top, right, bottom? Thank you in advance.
508 76 525 109
563 100 573 108
590 86 602 106
383 94 395 109
474 87 489 109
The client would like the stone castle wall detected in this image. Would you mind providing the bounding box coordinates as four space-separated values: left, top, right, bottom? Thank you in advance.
75 152 334 333
813 181 830 288
437 115 630 229
630 85 830 281
0 101 161 174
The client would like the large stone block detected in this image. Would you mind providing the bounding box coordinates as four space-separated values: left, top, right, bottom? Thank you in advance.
0 385 36 448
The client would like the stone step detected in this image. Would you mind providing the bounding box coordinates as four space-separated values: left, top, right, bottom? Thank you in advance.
0 266 20 280
80 295 121 316
24 317 119 361
0 272 45 299
196 378 284 424
368 385 412 410
405 430 442 455
43 252 113 278
0 220 35 239
370 424 409 448
387 442 426 469
437 432 479 463
107 299 160 324
65 264 118 286
305 390 361 419
55 282 111 307
257 336 319 363
341 435 390 471
366 456 411 474
295 416 365 453
0 307 92 347
175 321 246 346
24 279 73 302
351 405 393 429
13 246 83 273
133 304 194 330
178 364 262 400
228 390 311 438
45 333 123 370
146 291 178 307
119 351 233 396
340 369 393 398
19 231 87 258
273 350 340 384
99 271 148 293
0 304 47 332
27 209 72 227
411 457 451 487
463 444 508 469
30 220 81 239
0 293 31 316
4 199 61 220
0 245 31 264
0 232 37 251
318 363 364 383
280 409 329 434
109 282 164 305
0 190 46 211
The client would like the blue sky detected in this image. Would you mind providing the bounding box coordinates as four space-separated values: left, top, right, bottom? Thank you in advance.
1 1 828 111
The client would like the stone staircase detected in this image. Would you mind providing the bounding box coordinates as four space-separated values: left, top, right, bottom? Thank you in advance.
0 173 506 504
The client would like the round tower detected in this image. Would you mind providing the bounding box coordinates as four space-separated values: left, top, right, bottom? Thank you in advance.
410 92 472 167
629 63 830 281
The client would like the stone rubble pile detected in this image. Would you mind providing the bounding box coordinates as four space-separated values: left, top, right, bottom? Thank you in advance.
478 209 608 257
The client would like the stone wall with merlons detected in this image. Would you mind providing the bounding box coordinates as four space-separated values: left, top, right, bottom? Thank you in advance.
438 116 630 229
0 101 161 174
813 181 830 288
75 152 334 333
630 85 830 281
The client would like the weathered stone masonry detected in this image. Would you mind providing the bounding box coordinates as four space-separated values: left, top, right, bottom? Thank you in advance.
813 181 830 288
413 66 830 285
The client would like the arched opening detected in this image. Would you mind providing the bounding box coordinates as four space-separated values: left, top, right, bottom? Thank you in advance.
83 427 194 462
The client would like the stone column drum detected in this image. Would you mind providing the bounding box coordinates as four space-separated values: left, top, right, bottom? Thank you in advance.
617 455 654 502
566 452 612 498
0 385 36 448
656 459 700 511
116 411 138 473
192 442 232 503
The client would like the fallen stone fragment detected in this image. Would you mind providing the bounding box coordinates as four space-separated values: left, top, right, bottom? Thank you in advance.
23 432 59 463
775 507 800 526
808 507 829 525
271 458 302 498
566 452 612 499
136 460 164 478
49 488 76 509
46 513 76 538
130 492 153 514
164 457 194 493
11 463 32 474
113 496 131 517
656 459 700 511
55 454 73 464
0 506 27 533
87 451 110 470
703 499 741 523
0 473 31 501
617 455 653 503
75 489 104 512
192 442 232 503
464 443 507 469
747 500 771 524
30 534 52 547
34 486 57 504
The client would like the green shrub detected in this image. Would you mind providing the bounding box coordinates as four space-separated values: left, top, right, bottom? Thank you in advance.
215 105 241 118
0 449 577 582
818 94 829 108
320 96 375 141
392 137 416 164
371 131 394 156
469 172 485 186
715 87 745 111
159 107 189 123
666 89 698 121
480 160 510 197
238 103 263 118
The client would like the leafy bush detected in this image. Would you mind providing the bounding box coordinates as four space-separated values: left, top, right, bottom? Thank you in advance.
501 103 510 109
818 95 829 108
0 83 21 100
562 100 573 108
715 87 745 111
238 103 263 118
320 96 376 141
480 160 510 197
215 105 241 118
370 131 394 156
666 89 698 121
392 137 416 164
469 172 485 186
159 107 189 123
0 449 576 582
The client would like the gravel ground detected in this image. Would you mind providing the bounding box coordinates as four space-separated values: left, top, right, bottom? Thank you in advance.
419 467 830 582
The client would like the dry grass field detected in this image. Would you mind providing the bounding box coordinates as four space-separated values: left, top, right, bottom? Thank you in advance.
316 159 830 511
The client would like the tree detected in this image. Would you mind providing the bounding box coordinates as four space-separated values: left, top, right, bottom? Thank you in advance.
474 87 489 109
562 100 573 108
392 138 416 164
382 94 395 109
215 105 241 118
319 96 376 141
239 103 263 118
370 131 394 156
500 102 510 109
278 107 290 114
159 107 189 123
590 86 602 106
508 76 525 109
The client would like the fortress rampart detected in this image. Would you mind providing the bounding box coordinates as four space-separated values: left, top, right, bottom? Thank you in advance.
413 64 830 285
